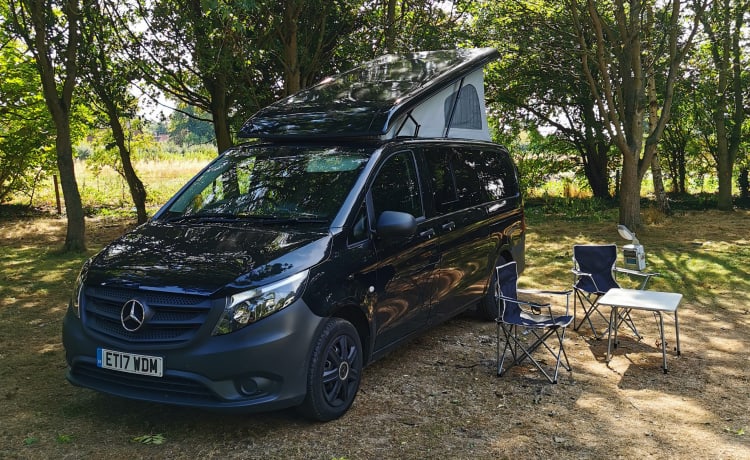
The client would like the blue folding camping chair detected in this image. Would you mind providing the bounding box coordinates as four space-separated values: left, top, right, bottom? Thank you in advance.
495 261 573 384
572 244 659 339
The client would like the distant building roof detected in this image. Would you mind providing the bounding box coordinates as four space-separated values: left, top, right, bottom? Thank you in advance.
238 48 499 141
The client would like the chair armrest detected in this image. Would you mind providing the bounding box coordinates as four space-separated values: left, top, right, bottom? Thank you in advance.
497 294 549 311
519 288 573 297
516 289 571 316
614 267 660 289
614 267 660 278
571 268 592 277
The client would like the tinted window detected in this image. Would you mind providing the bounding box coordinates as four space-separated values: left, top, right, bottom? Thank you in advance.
163 146 368 222
452 152 485 206
424 148 484 213
423 150 458 213
474 148 519 199
371 151 423 219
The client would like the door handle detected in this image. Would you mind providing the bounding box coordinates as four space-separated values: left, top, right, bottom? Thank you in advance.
419 228 436 239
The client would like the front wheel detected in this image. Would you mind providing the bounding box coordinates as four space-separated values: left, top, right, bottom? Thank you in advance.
298 318 363 421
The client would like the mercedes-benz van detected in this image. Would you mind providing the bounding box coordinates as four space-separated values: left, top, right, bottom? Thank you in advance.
62 48 525 421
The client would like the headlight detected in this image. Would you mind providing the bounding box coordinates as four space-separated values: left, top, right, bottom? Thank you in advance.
212 270 309 335
70 260 91 318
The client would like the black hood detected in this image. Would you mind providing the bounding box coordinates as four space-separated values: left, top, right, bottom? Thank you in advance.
87 221 331 295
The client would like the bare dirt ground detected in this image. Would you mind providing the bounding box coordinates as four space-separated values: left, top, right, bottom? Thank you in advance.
1 210 749 459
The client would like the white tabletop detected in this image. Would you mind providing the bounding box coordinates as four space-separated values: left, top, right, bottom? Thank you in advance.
598 288 682 313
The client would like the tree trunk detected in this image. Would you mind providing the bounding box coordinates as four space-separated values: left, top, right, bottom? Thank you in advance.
209 75 233 153
716 141 733 210
581 141 611 199
678 150 686 194
281 1 303 96
55 120 87 252
651 154 670 215
23 0 86 251
106 107 148 224
384 0 398 52
646 48 670 216
569 0 700 229
739 167 749 200
701 0 746 211
619 150 641 230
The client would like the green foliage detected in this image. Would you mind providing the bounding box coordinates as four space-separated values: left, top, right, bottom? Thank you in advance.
0 38 56 202
526 196 617 222
502 129 578 196
167 104 215 146
56 434 74 444
84 118 158 179
23 437 38 446
477 0 617 199
724 427 746 436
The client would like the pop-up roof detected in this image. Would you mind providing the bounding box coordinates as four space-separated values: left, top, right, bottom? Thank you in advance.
238 48 499 141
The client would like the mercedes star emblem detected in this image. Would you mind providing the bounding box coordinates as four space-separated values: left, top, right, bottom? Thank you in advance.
121 299 147 332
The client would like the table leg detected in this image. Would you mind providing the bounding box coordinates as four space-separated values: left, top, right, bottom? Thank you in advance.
606 307 616 363
674 311 681 356
657 312 667 373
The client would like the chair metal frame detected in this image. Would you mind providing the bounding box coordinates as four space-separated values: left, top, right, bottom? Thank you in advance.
571 244 659 339
495 261 573 384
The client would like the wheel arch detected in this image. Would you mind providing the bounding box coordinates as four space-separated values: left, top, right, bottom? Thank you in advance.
331 303 372 366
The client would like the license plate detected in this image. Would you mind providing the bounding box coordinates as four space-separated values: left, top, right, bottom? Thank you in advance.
97 348 163 377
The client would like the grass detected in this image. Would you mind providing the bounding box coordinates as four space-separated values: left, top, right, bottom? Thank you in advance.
2 156 750 458
1 206 749 458
11 156 212 217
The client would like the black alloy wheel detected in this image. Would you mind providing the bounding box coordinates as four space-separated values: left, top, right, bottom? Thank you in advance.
299 318 363 421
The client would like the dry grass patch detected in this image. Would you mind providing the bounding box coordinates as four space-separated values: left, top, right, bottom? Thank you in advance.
0 209 749 459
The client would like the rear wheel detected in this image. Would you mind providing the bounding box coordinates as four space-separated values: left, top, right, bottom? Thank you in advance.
477 258 506 321
298 318 363 421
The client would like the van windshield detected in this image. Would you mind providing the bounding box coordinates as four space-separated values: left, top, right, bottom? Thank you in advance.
160 145 370 224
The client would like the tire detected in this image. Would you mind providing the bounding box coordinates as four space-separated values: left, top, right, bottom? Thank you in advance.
298 318 363 422
476 259 505 321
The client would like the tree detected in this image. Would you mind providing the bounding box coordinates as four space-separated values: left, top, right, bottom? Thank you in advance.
7 0 87 251
660 85 695 195
474 1 616 199
257 0 362 96
0 33 56 202
119 0 275 154
566 0 704 229
167 104 215 146
698 0 748 211
80 0 148 224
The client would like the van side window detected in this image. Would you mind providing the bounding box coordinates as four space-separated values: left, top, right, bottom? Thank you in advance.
474 149 519 199
371 151 423 219
452 151 485 206
349 202 369 243
423 148 484 213
423 150 458 213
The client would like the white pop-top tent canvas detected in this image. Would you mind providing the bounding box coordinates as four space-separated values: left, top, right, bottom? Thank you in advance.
239 48 499 142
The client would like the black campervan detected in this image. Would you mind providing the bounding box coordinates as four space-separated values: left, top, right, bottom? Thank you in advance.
62 48 526 421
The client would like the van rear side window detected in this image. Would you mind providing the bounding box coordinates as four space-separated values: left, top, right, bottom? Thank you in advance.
424 146 518 216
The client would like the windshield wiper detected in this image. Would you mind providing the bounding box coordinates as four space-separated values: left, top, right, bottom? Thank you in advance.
164 213 327 224
163 213 244 223
244 214 328 224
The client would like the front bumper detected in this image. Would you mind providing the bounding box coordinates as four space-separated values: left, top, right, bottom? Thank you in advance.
62 299 324 412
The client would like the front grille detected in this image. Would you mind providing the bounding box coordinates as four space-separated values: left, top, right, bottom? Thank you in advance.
72 362 218 402
82 286 214 345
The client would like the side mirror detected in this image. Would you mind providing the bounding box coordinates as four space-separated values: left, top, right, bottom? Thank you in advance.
376 211 417 240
